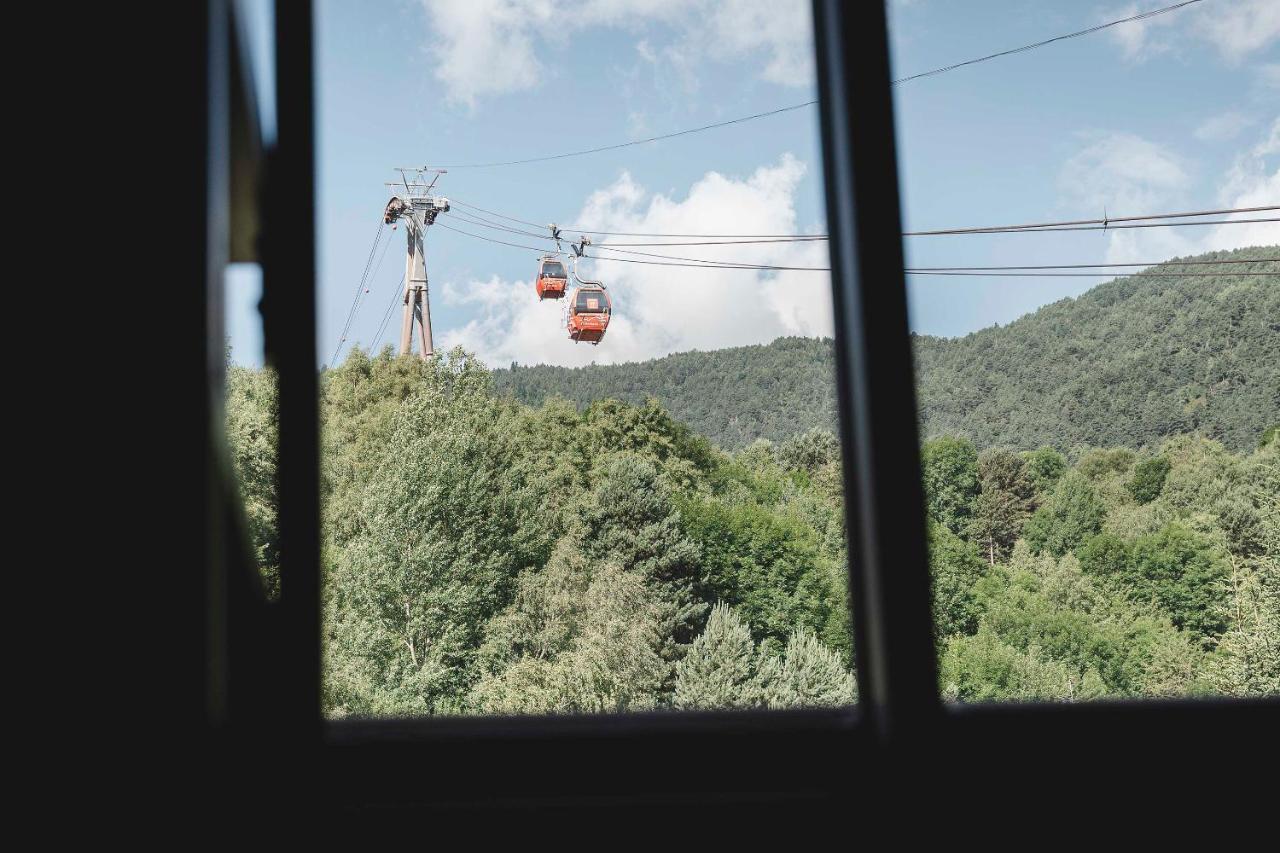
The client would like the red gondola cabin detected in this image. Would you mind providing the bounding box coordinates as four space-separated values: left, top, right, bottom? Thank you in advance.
567 283 611 344
535 256 568 300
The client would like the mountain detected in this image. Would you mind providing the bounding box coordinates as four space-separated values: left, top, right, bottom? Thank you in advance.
491 247 1280 452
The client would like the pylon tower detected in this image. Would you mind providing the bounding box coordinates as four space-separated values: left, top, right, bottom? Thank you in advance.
382 168 449 359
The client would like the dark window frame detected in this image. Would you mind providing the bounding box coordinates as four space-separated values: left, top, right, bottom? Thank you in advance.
202 0 1278 813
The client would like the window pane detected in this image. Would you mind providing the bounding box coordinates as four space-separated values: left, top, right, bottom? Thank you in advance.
227 0 859 717
887 1 1280 702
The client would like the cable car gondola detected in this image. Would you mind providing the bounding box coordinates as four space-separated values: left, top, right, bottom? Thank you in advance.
567 281 611 344
535 256 568 300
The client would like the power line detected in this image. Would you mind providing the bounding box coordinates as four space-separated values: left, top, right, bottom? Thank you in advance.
446 201 1277 243
330 218 386 367
436 1 1206 170
893 0 1205 84
436 218 1279 276
372 272 407 351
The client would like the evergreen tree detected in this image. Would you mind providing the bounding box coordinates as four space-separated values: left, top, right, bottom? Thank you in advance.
762 626 857 708
673 604 763 709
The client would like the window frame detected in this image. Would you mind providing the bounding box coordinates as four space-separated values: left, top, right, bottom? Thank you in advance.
202 0 1279 812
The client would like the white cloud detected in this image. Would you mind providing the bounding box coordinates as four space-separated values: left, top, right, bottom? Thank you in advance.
1059 131 1190 214
1194 110 1256 142
1204 116 1280 251
1104 0 1280 65
422 0 813 106
438 155 833 367
1195 0 1280 62
1057 123 1279 264
1105 2 1180 63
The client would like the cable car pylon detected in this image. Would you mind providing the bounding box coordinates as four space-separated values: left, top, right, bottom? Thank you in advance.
383 167 450 359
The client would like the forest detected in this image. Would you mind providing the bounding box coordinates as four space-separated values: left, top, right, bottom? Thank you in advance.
493 247 1280 452
225 342 1279 714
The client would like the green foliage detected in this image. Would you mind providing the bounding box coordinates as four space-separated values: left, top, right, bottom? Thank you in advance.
921 436 979 535
968 449 1036 564
673 603 764 709
1024 472 1107 558
471 543 671 715
674 604 855 710
1077 448 1135 481
954 544 1202 698
1021 446 1067 493
1125 524 1229 641
495 248 1280 452
224 364 280 597
1127 456 1171 504
219 291 1280 713
778 428 840 475
928 520 986 639
1260 425 1279 449
679 494 838 654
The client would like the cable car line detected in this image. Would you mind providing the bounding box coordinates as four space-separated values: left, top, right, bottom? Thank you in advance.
330 217 388 367
332 221 396 366
436 218 1278 276
448 198 1277 242
371 272 407 352
435 1 1205 170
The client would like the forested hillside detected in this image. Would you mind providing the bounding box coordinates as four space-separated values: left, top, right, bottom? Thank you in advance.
225 346 1279 715
492 246 1279 452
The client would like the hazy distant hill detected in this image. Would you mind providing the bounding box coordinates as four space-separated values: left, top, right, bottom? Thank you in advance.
491 247 1280 451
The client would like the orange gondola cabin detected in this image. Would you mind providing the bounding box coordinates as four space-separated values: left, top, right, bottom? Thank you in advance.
535 256 568 300
567 283 611 344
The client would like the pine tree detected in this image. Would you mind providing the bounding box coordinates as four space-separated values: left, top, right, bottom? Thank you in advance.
673 603 762 709
762 626 857 708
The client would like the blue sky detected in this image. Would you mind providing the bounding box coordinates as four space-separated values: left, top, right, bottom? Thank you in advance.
226 0 1278 367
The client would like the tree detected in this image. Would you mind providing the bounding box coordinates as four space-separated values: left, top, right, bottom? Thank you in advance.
778 428 840 475
928 520 986 638
1125 524 1228 642
968 449 1036 564
1023 472 1107 557
324 377 529 716
921 436 979 535
471 544 671 715
581 453 705 651
760 626 857 708
1127 456 1171 504
1022 446 1067 493
673 603 763 709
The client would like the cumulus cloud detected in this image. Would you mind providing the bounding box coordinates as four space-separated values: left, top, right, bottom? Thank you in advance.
1057 122 1279 264
1203 116 1280 251
1194 110 1256 142
1104 0 1280 65
437 155 833 367
1058 131 1196 263
422 0 813 106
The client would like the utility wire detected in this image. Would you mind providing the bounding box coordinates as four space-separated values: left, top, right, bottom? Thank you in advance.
372 272 407 351
330 218 386 367
449 198 1276 242
436 219 1279 276
436 1 1206 169
894 0 1204 84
